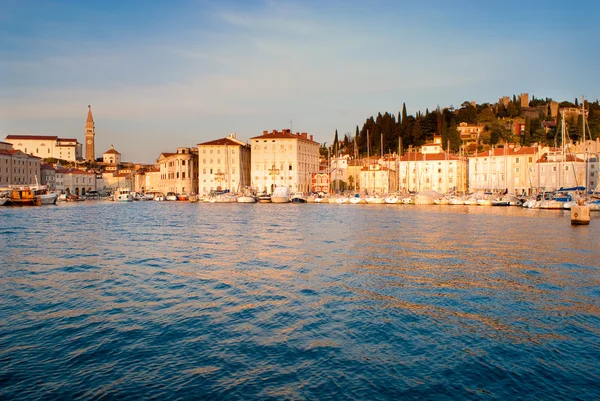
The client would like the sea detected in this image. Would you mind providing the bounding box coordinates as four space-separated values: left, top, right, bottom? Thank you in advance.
1 201 599 400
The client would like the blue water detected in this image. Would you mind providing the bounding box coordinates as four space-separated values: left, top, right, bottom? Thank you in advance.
1 202 599 400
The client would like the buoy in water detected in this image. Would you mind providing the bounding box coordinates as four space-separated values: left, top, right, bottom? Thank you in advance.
571 200 590 225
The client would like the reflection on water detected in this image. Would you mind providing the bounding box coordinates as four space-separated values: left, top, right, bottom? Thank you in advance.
1 203 599 400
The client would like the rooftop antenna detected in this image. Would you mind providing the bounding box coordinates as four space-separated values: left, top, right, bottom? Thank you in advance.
290 120 293 132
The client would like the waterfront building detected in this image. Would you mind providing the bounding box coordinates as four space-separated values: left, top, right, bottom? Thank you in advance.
5 135 82 162
311 172 330 194
468 145 541 195
399 136 467 194
40 163 57 191
103 145 121 165
85 105 96 162
157 147 198 196
534 150 589 191
330 154 350 190
55 168 96 196
197 133 251 195
0 142 41 187
250 129 320 194
346 158 363 192
140 167 161 193
359 163 396 194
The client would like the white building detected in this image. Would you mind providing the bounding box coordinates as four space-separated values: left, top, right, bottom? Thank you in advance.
40 163 57 190
156 147 198 196
197 133 251 195
55 168 96 196
359 163 396 194
468 145 541 195
103 145 121 165
534 150 590 191
5 135 82 162
250 129 320 194
330 154 350 191
399 136 467 194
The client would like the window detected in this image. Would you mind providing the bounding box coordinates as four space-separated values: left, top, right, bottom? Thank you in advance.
515 158 520 163
515 167 520 173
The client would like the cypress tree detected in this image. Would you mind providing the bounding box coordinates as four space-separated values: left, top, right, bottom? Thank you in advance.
333 129 339 156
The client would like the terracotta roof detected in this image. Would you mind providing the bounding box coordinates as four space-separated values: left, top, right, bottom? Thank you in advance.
57 138 78 142
536 154 585 163
41 163 56 170
57 168 94 175
104 149 121 155
6 135 59 140
198 137 246 146
250 129 317 143
473 146 537 157
399 152 463 162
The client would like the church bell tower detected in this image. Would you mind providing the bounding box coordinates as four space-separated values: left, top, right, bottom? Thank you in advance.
85 105 95 162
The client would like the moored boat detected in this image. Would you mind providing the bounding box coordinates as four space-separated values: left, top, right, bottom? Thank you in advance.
114 188 134 202
290 192 307 203
271 187 290 203
257 192 271 203
6 187 41 206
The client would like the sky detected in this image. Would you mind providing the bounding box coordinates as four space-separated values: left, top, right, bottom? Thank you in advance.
1 0 599 163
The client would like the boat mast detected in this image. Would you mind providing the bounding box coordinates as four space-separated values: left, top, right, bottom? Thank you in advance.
583 96 589 199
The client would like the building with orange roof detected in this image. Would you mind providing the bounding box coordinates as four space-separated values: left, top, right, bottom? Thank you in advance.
398 135 467 194
55 167 96 196
156 147 198 196
468 144 544 195
534 147 597 191
0 142 41 188
249 129 320 194
103 145 122 165
197 133 251 195
5 135 82 162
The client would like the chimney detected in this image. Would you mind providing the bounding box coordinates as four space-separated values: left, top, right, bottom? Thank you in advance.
263 130 268 135
310 135 313 141
301 133 307 138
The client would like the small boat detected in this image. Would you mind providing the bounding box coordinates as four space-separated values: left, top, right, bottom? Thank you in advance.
114 188 134 202
349 194 366 204
6 187 41 206
166 192 178 201
271 187 290 203
335 196 349 204
31 185 58 205
366 195 385 204
154 194 165 201
237 194 257 203
257 192 271 203
290 192 307 203
385 195 400 204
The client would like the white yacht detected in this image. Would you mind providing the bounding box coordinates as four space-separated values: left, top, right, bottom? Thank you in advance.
115 188 134 202
271 187 290 203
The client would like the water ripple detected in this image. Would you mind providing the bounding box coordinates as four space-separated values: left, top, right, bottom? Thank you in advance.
1 202 599 400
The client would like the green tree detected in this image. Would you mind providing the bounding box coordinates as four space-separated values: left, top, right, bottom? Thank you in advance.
447 120 461 152
333 129 339 156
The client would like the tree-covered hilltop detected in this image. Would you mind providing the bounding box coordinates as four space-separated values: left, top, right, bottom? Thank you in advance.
330 95 600 157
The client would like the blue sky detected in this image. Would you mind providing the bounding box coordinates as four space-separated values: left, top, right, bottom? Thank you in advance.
1 0 599 163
